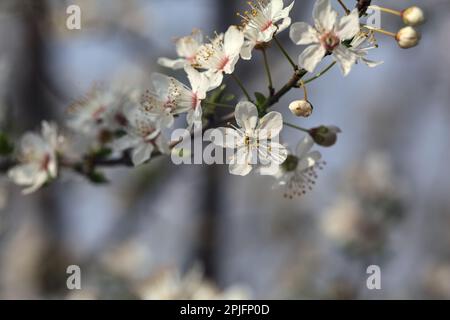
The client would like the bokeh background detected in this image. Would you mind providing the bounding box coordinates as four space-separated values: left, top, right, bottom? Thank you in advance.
0 0 449 299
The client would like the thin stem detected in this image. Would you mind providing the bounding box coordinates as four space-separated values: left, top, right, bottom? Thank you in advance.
298 80 308 101
231 73 252 102
273 35 297 70
363 25 396 38
369 5 401 16
205 101 235 108
302 61 337 85
261 48 275 96
283 122 309 133
337 0 351 14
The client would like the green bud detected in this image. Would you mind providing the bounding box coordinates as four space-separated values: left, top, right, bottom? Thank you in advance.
309 125 341 147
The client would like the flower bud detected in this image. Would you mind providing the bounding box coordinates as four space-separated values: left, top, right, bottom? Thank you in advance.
396 26 421 49
289 100 313 117
309 125 341 147
402 6 425 26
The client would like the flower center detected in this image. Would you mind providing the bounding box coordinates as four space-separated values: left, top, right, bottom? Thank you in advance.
281 155 299 172
321 32 340 52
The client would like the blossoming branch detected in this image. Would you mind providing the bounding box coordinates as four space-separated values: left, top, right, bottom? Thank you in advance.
0 0 425 198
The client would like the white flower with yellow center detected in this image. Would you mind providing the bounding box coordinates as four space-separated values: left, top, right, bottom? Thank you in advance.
289 0 360 75
8 121 64 194
212 101 288 176
143 66 212 129
113 108 169 166
196 26 244 88
239 0 294 60
157 29 204 70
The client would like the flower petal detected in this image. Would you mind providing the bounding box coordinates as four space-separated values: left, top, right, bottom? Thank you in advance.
336 9 360 40
229 149 253 176
131 143 154 166
157 57 186 70
257 111 283 139
235 101 259 132
224 26 244 57
298 44 326 72
290 22 319 45
210 128 241 149
313 0 337 31
296 134 314 158
333 44 358 76
297 150 322 171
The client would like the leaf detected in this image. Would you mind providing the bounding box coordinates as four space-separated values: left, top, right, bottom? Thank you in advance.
92 147 112 160
87 170 109 184
208 85 227 104
0 133 14 156
254 92 268 116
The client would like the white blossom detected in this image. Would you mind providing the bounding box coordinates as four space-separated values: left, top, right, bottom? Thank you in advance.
8 121 64 194
157 29 204 70
143 66 212 129
113 107 169 166
212 101 287 176
263 134 324 198
196 26 244 88
289 0 360 75
239 0 294 60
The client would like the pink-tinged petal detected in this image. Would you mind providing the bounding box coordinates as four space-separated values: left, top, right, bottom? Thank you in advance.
298 44 326 72
290 22 319 45
223 54 240 75
333 45 358 76
224 26 245 56
157 57 186 70
257 111 283 139
235 101 259 132
313 0 337 31
336 9 360 40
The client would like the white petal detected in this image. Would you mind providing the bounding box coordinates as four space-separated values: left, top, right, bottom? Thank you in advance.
297 150 322 171
270 0 284 15
205 71 223 90
274 1 295 20
361 57 384 68
235 101 259 132
150 73 172 100
22 172 48 195
298 44 326 72
210 128 241 149
113 135 140 152
240 41 255 60
8 163 39 185
296 134 314 158
336 9 360 40
333 44 358 76
259 142 288 165
313 0 337 31
186 107 203 130
131 144 154 166
224 26 244 56
257 111 283 139
229 149 252 176
276 17 292 34
290 22 319 45
157 57 186 70
185 66 210 97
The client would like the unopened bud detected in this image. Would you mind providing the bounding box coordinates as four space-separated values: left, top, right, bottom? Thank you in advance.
309 125 341 147
402 6 425 26
396 26 421 49
289 100 313 117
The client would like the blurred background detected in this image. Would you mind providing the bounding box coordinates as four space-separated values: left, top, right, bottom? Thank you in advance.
0 0 449 299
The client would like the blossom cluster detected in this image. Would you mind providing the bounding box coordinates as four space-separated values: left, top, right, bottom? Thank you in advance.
1 0 424 198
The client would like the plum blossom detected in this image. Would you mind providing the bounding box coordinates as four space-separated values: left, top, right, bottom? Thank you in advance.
263 135 324 198
196 26 244 88
212 101 287 176
157 29 204 70
113 107 169 166
143 66 212 129
289 0 361 75
8 121 65 194
239 0 294 60
67 86 129 140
